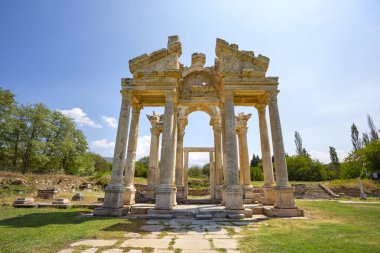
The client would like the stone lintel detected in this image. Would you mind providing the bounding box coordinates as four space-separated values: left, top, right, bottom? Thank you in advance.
183 147 215 152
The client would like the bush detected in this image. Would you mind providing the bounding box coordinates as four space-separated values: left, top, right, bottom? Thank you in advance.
286 155 327 181
188 165 205 178
250 162 264 181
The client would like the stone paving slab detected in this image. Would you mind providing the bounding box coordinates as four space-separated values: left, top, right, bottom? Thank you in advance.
70 239 118 247
181 250 219 253
120 238 172 249
82 248 98 253
101 249 123 253
139 225 165 232
213 239 238 249
174 238 211 250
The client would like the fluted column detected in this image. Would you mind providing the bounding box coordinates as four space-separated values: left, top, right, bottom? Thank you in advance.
123 104 142 205
240 126 251 186
183 150 189 198
209 151 215 198
146 128 160 192
256 103 275 204
94 91 131 216
268 90 295 208
155 90 177 210
175 117 187 198
223 92 243 210
212 123 223 200
237 131 244 184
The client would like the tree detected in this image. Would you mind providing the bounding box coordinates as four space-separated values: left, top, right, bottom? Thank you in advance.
295 131 303 156
363 133 370 146
250 154 261 168
202 163 210 177
250 162 264 181
367 115 379 141
351 123 362 151
329 146 339 164
134 156 149 178
286 155 327 181
294 131 309 156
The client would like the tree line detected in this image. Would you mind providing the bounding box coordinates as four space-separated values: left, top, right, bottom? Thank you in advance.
0 87 103 175
250 115 380 181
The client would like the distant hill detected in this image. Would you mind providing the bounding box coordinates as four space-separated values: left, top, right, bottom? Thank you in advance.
103 157 113 163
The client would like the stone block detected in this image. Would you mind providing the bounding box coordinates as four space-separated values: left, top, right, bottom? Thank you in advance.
93 207 129 217
227 213 245 219
263 186 276 205
123 186 136 205
274 186 296 209
71 193 84 201
225 185 244 210
13 197 37 208
264 207 304 217
195 214 212 220
52 198 71 208
244 208 253 218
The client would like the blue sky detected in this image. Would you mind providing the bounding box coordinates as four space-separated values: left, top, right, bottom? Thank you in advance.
1 0 380 165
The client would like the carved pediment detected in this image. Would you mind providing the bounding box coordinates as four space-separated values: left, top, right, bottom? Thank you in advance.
215 38 269 78
180 70 217 98
129 35 182 77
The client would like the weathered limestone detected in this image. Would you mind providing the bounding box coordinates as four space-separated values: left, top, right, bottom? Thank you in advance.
175 116 187 198
99 35 301 218
222 92 243 210
146 112 162 197
124 104 142 205
155 90 177 210
268 91 296 209
236 113 253 201
94 91 131 216
256 103 276 205
212 121 223 200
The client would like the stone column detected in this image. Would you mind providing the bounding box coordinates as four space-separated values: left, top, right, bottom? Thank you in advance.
94 91 131 216
175 117 187 198
212 123 223 200
223 92 243 210
268 90 295 209
146 127 160 197
183 150 189 198
236 113 253 200
209 151 215 198
256 103 275 205
237 131 244 184
123 104 142 205
220 103 228 205
155 90 177 210
154 131 162 186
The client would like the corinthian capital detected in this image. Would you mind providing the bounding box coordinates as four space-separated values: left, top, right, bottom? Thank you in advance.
164 90 177 102
132 103 143 114
268 90 279 102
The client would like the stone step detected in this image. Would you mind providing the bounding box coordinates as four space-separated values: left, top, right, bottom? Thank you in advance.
227 213 245 219
130 206 151 214
146 214 173 220
195 214 212 220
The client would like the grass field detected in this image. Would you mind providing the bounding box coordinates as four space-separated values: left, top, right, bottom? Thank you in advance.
0 200 379 253
240 200 380 253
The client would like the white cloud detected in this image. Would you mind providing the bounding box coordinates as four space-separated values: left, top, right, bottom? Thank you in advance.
309 149 348 164
188 152 210 166
102 116 118 128
58 108 102 128
136 135 151 159
90 139 115 149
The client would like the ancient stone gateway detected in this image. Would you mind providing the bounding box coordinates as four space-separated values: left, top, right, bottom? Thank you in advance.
94 35 302 217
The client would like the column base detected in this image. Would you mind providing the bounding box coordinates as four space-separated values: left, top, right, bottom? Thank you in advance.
274 186 296 209
242 185 254 199
215 185 223 201
143 189 156 198
123 185 136 205
176 185 185 199
93 206 130 217
225 185 244 210
263 186 276 205
102 183 126 209
155 185 176 210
